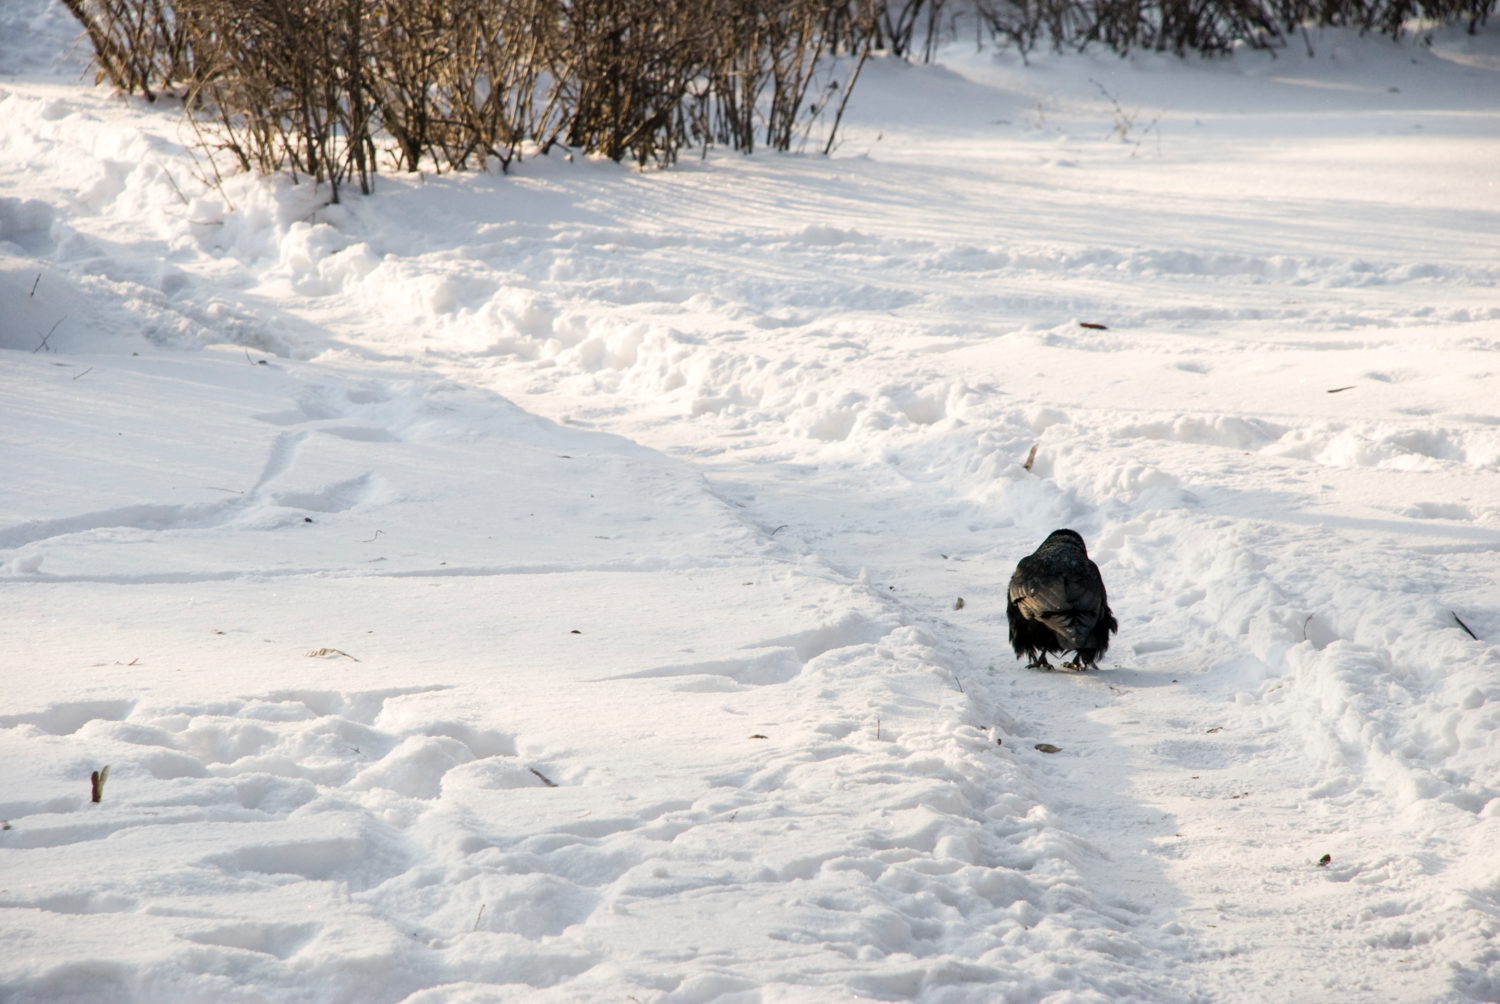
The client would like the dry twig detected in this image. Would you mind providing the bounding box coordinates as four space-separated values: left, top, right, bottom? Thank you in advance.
34 317 65 353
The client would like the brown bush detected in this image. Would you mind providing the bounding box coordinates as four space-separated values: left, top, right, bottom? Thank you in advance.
67 0 879 196
61 0 198 99
974 0 1494 56
62 0 1495 201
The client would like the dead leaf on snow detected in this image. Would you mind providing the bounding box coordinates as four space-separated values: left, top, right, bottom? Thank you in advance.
305 648 359 661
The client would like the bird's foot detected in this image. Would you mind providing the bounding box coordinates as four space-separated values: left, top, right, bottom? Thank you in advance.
1061 659 1087 671
1027 656 1053 670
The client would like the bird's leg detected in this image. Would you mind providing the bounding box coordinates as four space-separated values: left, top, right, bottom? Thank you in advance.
1028 654 1053 670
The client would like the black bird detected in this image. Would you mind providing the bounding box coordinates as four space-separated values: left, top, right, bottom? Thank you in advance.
1007 529 1117 670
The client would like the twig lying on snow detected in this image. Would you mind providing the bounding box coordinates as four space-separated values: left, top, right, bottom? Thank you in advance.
1327 386 1355 394
304 648 359 661
160 166 190 205
472 904 485 932
71 367 93 381
1089 79 1165 156
1079 322 1108 330
33 316 64 353
529 768 558 787
1023 444 1039 471
30 273 41 296
1453 613 1479 641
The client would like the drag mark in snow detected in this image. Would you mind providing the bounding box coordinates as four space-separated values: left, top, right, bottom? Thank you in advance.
0 699 136 735
0 423 386 565
250 430 308 494
596 611 899 687
0 500 247 550
269 472 376 514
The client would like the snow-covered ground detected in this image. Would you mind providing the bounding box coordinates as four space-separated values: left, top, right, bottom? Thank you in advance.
3 2 1499 1000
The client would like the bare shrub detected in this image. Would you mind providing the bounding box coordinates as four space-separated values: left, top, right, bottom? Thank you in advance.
692 0 851 155
553 0 877 165
175 0 377 199
973 0 1493 56
553 0 711 164
64 0 881 189
60 0 197 99
60 0 1497 201
369 0 563 174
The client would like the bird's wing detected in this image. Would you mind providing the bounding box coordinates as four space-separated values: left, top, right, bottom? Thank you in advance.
1010 558 1103 648
1062 567 1103 617
1008 566 1069 621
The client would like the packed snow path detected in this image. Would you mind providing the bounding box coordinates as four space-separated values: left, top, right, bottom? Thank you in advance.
4 7 1500 1002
